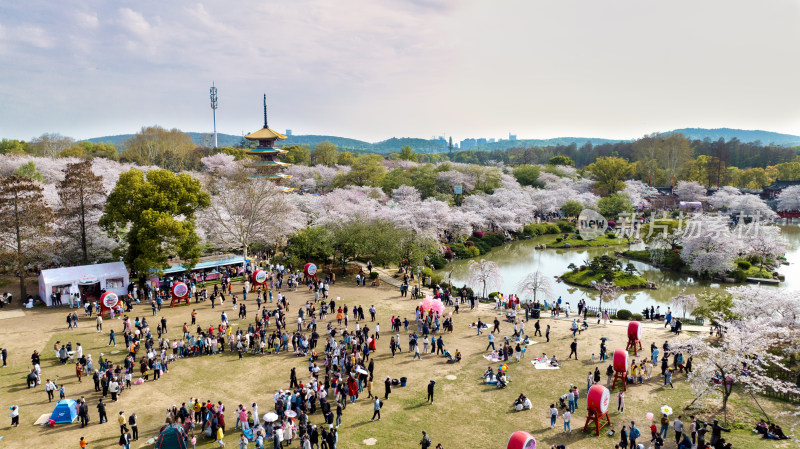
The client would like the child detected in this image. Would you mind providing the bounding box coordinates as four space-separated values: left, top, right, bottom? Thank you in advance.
59 385 66 400
190 433 197 449
79 436 88 448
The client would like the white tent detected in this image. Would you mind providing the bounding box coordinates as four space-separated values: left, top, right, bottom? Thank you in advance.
38 262 129 307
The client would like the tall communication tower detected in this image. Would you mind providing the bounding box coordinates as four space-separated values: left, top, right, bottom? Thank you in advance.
209 82 219 148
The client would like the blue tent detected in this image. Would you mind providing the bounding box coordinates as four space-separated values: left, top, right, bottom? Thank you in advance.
50 399 78 424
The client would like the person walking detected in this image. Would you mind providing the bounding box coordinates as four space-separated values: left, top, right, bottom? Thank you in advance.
486 333 495 351
629 421 641 448
370 397 381 421
45 378 56 402
664 369 674 389
384 377 391 400
617 390 624 412
673 415 684 446
619 425 628 449
549 404 558 429
97 399 107 424
9 405 19 427
545 325 550 342
118 411 129 435
534 320 541 336
568 339 578 360
562 409 571 433
659 414 669 439
426 380 435 404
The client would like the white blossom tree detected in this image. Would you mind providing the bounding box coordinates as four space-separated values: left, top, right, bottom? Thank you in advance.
593 279 621 311
622 179 658 206
199 174 305 260
516 270 553 304
736 223 786 272
675 180 706 201
728 194 777 221
776 185 800 211
468 259 503 299
707 186 741 210
680 214 740 276
671 292 698 318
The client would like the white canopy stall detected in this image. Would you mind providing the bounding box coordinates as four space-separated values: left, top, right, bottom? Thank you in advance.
38 262 129 307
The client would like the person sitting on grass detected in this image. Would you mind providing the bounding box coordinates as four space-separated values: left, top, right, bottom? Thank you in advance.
482 366 494 382
514 394 532 411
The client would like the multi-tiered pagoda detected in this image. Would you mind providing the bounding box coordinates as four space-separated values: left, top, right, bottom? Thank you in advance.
244 95 293 187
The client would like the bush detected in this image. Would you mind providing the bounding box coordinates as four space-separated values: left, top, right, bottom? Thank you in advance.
745 254 760 265
556 220 575 233
421 267 433 277
470 239 491 254
429 253 447 270
606 232 617 239
430 273 444 286
443 250 454 259
466 246 481 258
736 260 751 270
730 269 747 283
465 240 475 247
450 243 468 259
473 230 484 238
369 272 379 280
575 234 583 240
631 313 643 321
616 309 632 320
482 232 505 247
488 292 500 300
555 237 563 242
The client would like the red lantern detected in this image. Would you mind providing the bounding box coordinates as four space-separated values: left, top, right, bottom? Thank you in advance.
507 431 536 449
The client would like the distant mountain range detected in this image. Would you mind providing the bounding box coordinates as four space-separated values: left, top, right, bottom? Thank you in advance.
85 127 800 153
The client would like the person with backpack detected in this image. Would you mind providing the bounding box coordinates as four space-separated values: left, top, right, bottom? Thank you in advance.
370 397 381 421
629 421 641 448
419 430 432 449
619 425 628 449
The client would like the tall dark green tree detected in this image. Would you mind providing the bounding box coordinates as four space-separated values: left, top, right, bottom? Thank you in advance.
99 169 210 276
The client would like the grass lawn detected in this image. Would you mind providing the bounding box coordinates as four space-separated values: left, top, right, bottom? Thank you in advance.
741 265 774 279
561 269 649 289
0 276 794 449
549 234 626 248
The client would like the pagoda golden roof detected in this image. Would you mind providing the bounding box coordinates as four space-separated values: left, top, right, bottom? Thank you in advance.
245 127 287 141
246 148 288 155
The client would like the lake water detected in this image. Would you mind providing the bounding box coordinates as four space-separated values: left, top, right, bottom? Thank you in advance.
441 224 800 315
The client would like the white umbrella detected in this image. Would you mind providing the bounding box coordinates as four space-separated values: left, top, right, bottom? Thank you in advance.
355 367 369 376
263 412 279 423
285 410 297 418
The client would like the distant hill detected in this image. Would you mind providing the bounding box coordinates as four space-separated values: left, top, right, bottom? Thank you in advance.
663 128 800 146
84 127 800 154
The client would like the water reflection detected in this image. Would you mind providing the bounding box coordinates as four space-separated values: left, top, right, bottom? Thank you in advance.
443 225 800 313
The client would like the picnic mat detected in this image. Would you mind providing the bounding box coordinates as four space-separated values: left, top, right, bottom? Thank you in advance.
531 361 560 370
34 413 51 425
483 354 503 362
468 324 489 329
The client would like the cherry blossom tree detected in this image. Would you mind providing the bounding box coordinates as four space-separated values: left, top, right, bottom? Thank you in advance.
201 153 241 178
468 259 502 299
680 214 740 276
593 279 621 311
776 185 800 211
516 270 553 304
199 174 305 260
671 292 698 318
735 223 786 271
728 194 777 221
707 186 741 210
675 180 706 201
669 319 800 423
622 179 658 206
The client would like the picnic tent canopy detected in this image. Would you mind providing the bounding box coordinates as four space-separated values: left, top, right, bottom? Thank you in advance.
155 424 189 449
49 399 78 424
38 262 129 307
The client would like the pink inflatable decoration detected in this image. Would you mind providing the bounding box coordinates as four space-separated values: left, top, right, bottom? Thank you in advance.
419 295 445 315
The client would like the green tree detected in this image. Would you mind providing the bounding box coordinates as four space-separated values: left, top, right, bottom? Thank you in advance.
335 154 385 187
512 164 542 187
285 226 334 264
585 156 632 194
0 139 31 155
337 151 357 166
99 169 210 275
409 164 440 199
313 141 339 166
641 219 683 250
560 200 583 218
597 193 634 219
14 162 44 183
0 176 53 297
380 168 406 193
120 126 196 170
283 145 311 165
399 145 418 162
549 155 574 166
57 160 106 264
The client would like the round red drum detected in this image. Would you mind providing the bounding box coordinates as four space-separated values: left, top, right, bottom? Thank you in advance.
304 263 317 277
613 349 629 373
628 321 642 340
507 431 536 449
172 282 189 298
100 291 119 308
587 384 610 414
252 270 268 285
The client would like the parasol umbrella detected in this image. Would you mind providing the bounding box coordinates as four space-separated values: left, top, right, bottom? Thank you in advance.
355 367 369 376
285 410 297 418
660 405 673 416
263 412 279 423
600 337 610 341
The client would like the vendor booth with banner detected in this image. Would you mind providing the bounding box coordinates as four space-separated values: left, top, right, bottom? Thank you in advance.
38 262 129 307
